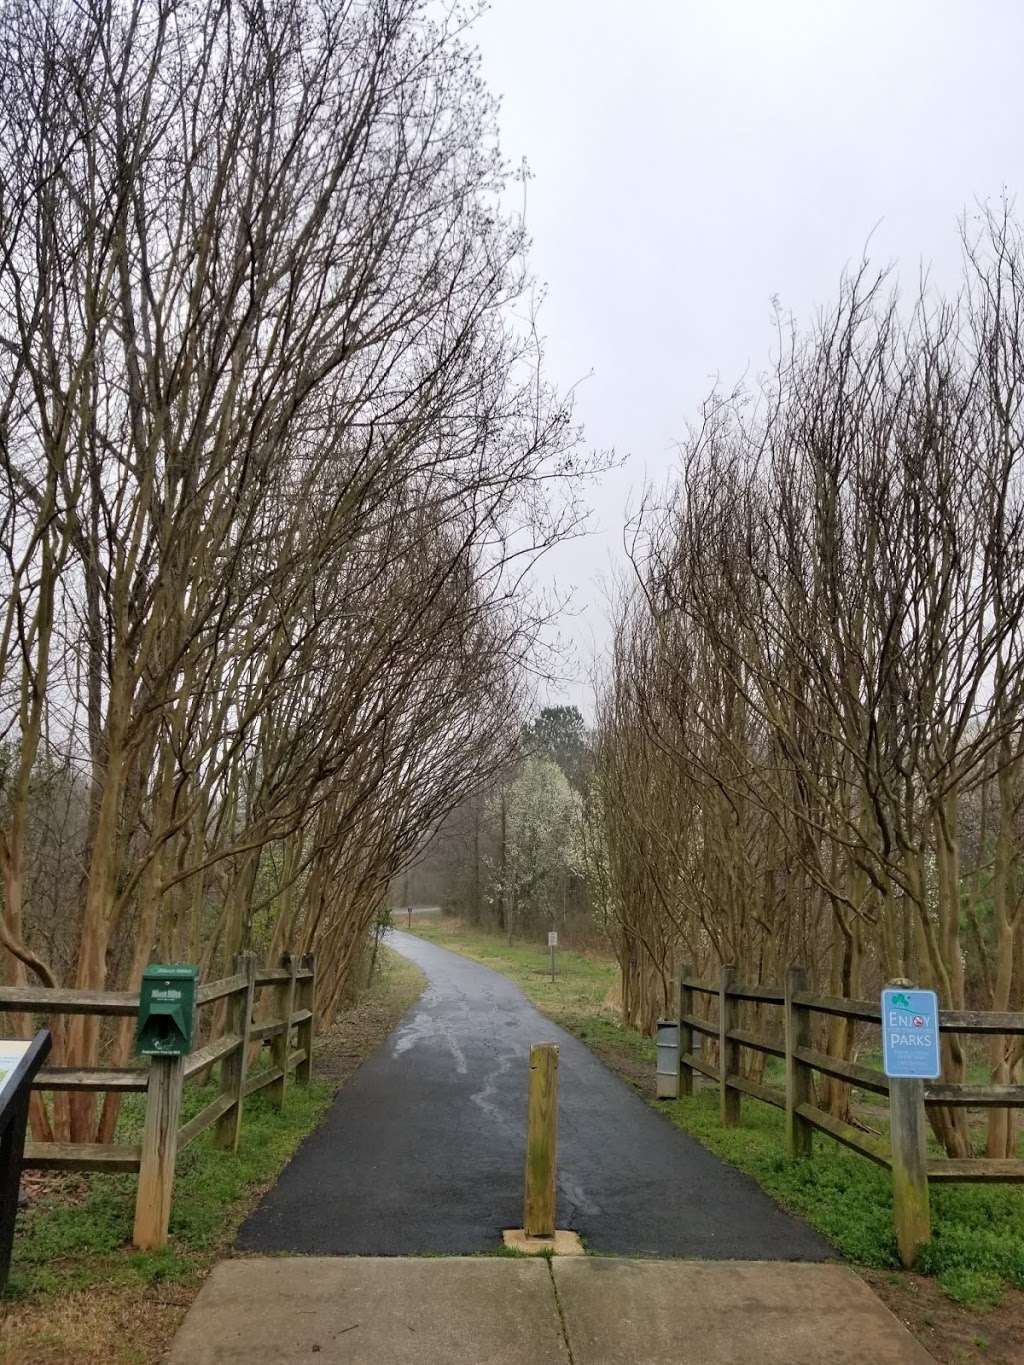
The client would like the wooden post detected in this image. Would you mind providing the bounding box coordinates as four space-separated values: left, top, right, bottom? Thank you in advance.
889 1076 931 1266
885 977 933 1268
215 953 256 1151
719 963 740 1126
133 1054 185 1250
678 967 693 1097
269 953 299 1110
523 1043 559 1238
784 963 813 1159
296 953 317 1085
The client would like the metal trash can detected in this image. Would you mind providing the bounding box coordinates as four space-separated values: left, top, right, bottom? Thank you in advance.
655 1018 680 1099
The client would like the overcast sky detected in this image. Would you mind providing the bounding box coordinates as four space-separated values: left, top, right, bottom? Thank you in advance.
472 0 1024 715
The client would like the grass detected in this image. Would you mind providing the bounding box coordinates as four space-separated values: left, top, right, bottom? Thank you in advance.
660 1090 1024 1307
0 945 426 1365
7 1081 334 1303
407 916 1024 1314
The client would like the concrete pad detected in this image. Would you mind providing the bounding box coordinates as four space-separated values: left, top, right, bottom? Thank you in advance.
168 1256 569 1365
552 1259 935 1365
503 1228 585 1256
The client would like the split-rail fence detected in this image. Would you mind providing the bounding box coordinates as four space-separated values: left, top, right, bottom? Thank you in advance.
0 952 316 1249
671 964 1024 1266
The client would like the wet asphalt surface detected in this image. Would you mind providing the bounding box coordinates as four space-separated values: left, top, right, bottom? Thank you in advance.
236 930 832 1259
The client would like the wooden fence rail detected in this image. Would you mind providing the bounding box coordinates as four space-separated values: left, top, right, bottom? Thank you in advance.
0 952 316 1250
672 964 1024 1266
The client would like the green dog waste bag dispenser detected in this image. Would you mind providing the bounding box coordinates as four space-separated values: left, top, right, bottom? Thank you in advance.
135 964 198 1057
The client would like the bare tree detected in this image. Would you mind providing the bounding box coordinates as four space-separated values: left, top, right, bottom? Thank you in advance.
0 0 604 1139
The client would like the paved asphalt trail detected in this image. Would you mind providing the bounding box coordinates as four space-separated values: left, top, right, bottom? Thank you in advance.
236 930 831 1259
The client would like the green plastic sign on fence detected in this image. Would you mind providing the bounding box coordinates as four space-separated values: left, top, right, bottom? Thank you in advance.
881 987 941 1079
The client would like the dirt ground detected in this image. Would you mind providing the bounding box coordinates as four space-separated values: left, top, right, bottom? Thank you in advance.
860 1269 1024 1365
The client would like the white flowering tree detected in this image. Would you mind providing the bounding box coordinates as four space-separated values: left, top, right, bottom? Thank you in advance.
488 756 583 938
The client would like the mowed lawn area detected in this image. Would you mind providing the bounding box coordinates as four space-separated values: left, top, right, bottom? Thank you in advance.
405 915 622 1033
407 916 1024 1365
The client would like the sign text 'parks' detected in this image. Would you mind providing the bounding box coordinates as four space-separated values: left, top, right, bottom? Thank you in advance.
881 988 941 1079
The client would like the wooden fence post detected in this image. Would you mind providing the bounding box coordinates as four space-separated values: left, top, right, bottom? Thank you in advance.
678 967 693 1098
296 954 317 1085
133 1054 185 1250
215 953 256 1151
784 963 813 1159
523 1042 559 1237
719 963 740 1126
269 953 299 1110
890 1079 931 1266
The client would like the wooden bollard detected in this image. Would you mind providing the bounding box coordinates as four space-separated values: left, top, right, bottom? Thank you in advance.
524 1043 559 1238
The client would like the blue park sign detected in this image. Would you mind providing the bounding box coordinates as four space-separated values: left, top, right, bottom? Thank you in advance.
881 988 941 1079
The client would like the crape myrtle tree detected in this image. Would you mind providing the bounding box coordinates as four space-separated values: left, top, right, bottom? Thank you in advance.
0 0 605 1140
594 211 1024 1156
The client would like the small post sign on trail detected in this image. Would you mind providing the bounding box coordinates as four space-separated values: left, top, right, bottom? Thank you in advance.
881 987 941 1079
547 930 558 982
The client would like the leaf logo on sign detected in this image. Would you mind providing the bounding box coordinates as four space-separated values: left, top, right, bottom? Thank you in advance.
891 992 912 1009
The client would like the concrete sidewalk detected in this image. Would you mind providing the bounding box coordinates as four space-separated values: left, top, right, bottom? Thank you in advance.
168 1256 935 1364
